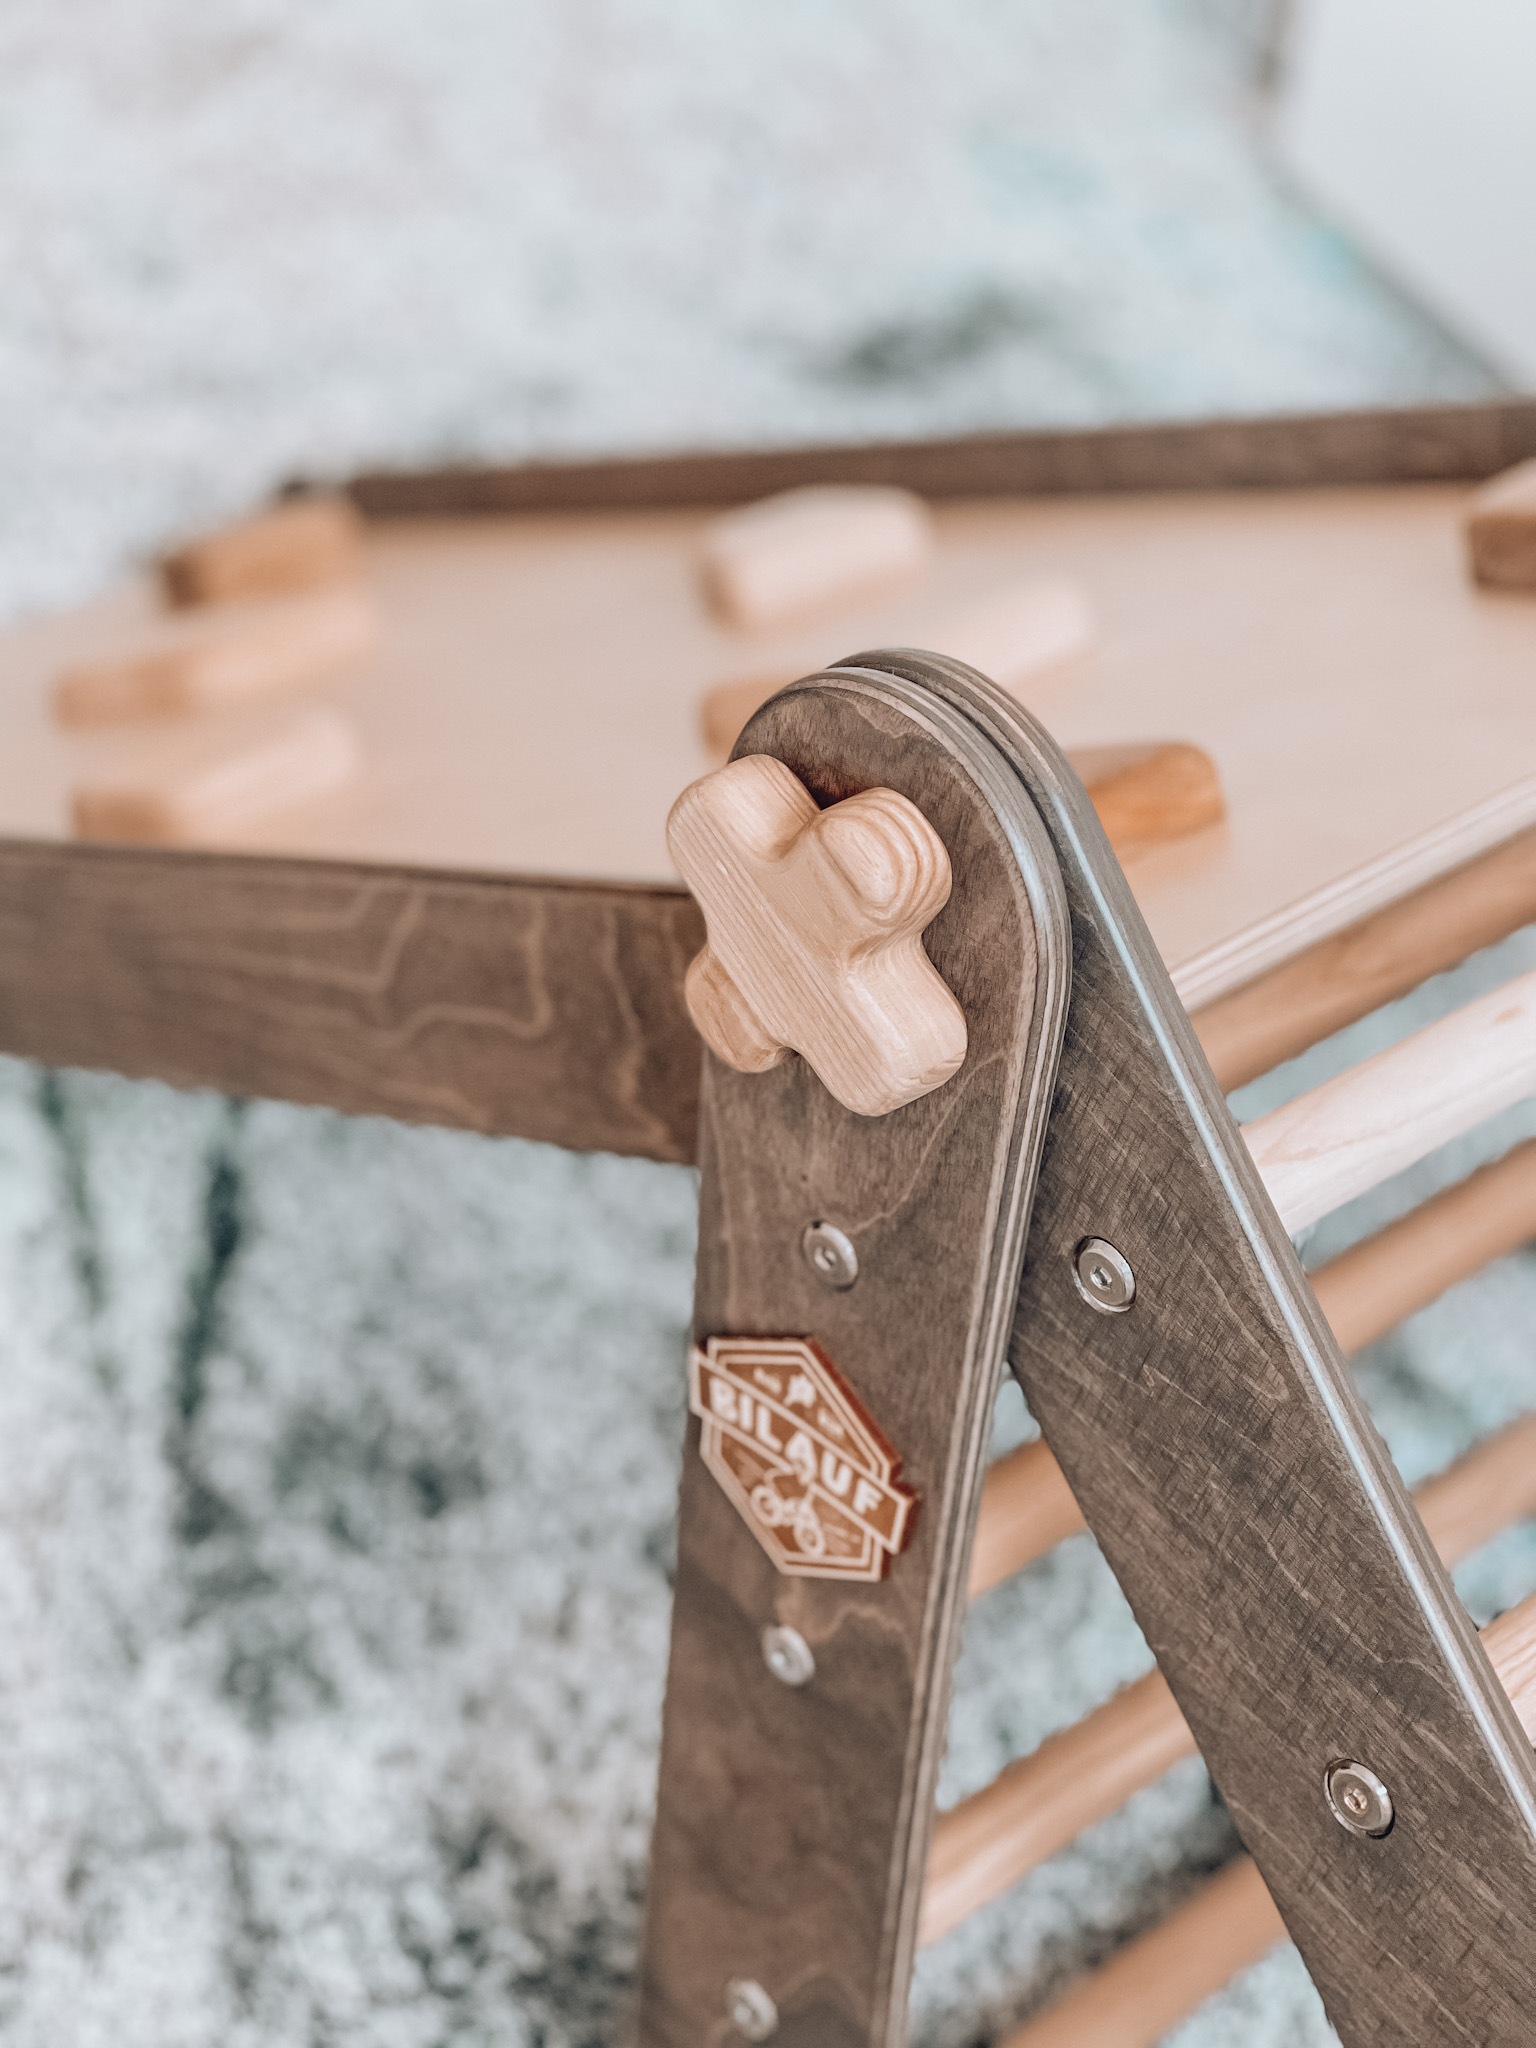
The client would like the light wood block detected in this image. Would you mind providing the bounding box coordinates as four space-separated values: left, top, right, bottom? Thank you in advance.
161 495 365 606
1002 1590 1536 2047
699 578 1091 757
666 754 966 1117
1242 969 1536 1234
1467 458 1536 591
71 707 359 846
928 1415 1536 1949
53 588 378 727
1067 742 1224 858
697 485 934 630
967 1438 1086 1599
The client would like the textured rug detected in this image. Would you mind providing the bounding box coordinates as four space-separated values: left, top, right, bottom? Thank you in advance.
0 4 1529 2043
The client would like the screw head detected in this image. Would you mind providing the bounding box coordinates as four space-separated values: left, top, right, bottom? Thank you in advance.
761 1624 815 1687
1325 1759 1395 1838
1072 1237 1136 1314
727 1977 779 2040
802 1220 858 1290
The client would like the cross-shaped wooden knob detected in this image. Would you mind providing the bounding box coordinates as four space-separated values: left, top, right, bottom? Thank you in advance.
666 754 968 1116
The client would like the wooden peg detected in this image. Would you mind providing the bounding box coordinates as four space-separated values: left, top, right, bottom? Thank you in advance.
1467 458 1536 590
666 753 966 1117
698 486 934 631
1070 741 1224 857
53 588 377 727
71 707 359 844
160 495 365 606
699 578 1090 758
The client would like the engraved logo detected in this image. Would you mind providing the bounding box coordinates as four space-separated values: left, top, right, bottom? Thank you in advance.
688 1335 917 1582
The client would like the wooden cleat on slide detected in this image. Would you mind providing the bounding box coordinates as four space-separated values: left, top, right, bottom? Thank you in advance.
697 485 934 631
1466 458 1536 591
53 587 378 727
699 577 1092 758
160 494 365 606
71 706 360 845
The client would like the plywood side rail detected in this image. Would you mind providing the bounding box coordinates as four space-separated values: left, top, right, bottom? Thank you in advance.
968 1144 1536 1600
1191 828 1536 1093
1243 971 1536 1235
1000 1591 1536 2048
925 1415 1536 1946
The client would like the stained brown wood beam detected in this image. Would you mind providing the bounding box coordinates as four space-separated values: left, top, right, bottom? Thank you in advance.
968 1140 1536 1601
0 815 1533 1172
0 839 705 1162
998 1588 1536 2048
928 1417 1536 1946
346 399 1536 517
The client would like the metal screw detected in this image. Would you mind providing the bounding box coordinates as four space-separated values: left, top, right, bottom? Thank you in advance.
802 1220 858 1290
1072 1237 1136 1314
1324 1759 1395 1838
761 1624 816 1688
727 1977 779 2040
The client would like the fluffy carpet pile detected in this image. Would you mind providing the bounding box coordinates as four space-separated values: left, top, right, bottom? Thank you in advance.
0 4 1528 2043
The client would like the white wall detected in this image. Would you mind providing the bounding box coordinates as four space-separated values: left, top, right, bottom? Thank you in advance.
1279 0 1536 386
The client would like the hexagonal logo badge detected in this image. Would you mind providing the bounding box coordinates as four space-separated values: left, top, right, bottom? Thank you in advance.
688 1335 917 1582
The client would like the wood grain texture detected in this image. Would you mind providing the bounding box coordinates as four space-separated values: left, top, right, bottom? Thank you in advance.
967 1100 1536 1606
697 486 933 630
1191 826 1536 1091
1243 969 1536 1234
347 399 1536 516
161 495 364 606
927 1413 1536 1945
668 754 966 1115
1003 1592 1536 2048
640 673 1071 2048
72 707 360 845
859 650 1536 2045
0 838 706 1161
1467 456 1536 590
53 588 378 726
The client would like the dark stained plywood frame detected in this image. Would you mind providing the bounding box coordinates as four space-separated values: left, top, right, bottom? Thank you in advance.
6 398 1536 1152
846 652 1536 2044
348 398 1536 518
0 839 704 1161
641 669 1072 2048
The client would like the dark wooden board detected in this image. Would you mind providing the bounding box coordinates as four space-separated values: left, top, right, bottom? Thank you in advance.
858 652 1536 2045
0 838 704 1161
639 675 1071 2048
348 398 1536 517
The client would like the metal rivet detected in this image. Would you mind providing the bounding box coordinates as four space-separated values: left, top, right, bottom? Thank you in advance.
802 1220 858 1290
1072 1237 1136 1314
761 1624 815 1688
727 1977 779 2040
1325 1759 1395 1838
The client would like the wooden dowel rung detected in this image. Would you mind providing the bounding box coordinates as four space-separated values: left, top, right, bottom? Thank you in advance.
1243 970 1536 1235
999 1591 1536 2047
1309 1136 1536 1354
967 1439 1087 1599
970 1150 1536 1602
1190 828 1536 1095
927 1416 1536 1947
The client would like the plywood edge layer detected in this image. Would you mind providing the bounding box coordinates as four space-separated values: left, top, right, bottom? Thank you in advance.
1171 772 1536 1012
343 399 1536 517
